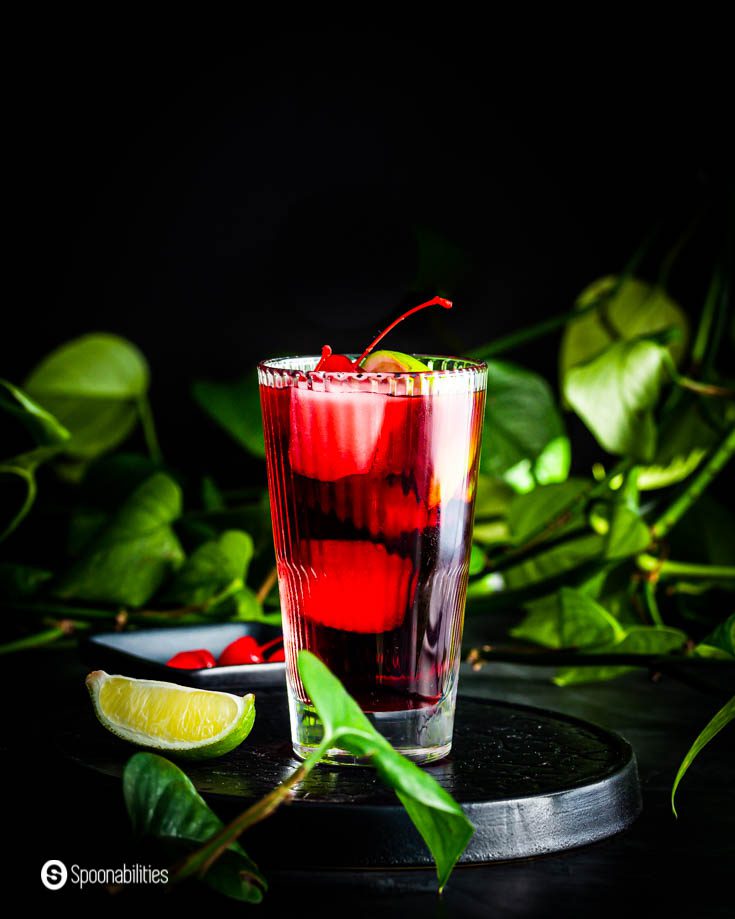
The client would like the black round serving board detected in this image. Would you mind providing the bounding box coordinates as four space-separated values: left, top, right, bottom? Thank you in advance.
57 690 641 868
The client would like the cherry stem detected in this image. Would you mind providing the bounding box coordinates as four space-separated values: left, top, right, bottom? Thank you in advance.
257 635 284 655
314 344 333 371
355 296 453 367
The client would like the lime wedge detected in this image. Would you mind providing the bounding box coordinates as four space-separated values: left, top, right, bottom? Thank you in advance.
360 350 429 372
86 670 255 759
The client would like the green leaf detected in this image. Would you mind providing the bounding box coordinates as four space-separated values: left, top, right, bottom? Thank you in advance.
603 504 651 559
164 530 254 606
0 379 71 460
471 521 510 546
24 334 149 461
503 532 605 592
510 585 625 650
468 545 485 576
0 381 72 539
480 361 570 492
558 587 626 648
510 599 563 648
560 276 689 380
191 371 265 458
0 561 53 598
564 340 668 461
638 401 735 491
298 651 474 891
692 644 734 660
123 752 266 902
80 453 165 510
514 569 614 646
702 614 735 657
471 476 512 545
55 473 184 607
473 475 514 519
508 479 590 544
479 488 647 606
201 476 225 511
554 625 687 685
671 697 735 816
229 585 281 625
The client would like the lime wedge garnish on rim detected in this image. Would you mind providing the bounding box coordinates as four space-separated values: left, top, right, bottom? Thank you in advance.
360 350 429 372
86 671 255 759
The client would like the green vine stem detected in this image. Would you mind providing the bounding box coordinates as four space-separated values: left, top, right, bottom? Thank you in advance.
637 554 735 580
666 581 735 596
4 600 209 627
701 264 731 379
467 225 658 360
0 627 66 655
651 424 735 540
642 579 665 627
0 464 37 542
466 303 600 360
691 265 724 372
171 736 332 885
662 351 734 399
657 211 702 290
0 618 88 655
2 585 276 640
255 566 279 604
137 395 163 464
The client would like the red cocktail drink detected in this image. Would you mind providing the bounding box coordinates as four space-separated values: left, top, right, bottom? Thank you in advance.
259 354 486 763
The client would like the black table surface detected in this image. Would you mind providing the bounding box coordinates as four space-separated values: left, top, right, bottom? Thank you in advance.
4 646 733 916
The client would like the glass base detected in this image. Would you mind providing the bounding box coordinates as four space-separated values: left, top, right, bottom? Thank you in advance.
288 690 456 766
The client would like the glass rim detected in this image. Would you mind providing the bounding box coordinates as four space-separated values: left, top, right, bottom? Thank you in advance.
257 353 488 380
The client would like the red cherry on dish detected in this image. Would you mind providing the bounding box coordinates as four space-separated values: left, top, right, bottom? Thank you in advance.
267 648 285 662
166 649 216 669
218 635 264 666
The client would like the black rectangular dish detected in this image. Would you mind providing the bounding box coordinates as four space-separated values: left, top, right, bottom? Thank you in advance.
80 622 286 689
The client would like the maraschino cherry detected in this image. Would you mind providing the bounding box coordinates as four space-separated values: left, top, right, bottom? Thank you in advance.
314 345 355 372
314 296 452 371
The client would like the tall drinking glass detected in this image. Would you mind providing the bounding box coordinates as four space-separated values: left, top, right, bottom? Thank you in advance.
258 355 487 764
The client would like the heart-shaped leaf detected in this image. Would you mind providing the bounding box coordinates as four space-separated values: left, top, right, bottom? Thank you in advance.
508 479 590 544
192 370 265 458
554 625 687 685
564 339 668 460
56 473 184 606
298 651 474 891
123 752 266 902
0 379 71 460
24 333 149 461
557 587 626 648
560 276 688 379
481 361 570 493
164 530 254 606
638 400 735 490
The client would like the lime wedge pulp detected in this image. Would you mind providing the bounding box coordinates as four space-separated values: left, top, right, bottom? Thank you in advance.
360 350 429 372
86 670 255 759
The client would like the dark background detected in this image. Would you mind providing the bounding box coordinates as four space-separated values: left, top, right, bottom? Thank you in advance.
5 34 731 481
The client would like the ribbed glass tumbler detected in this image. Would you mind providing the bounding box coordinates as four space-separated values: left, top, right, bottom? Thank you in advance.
258 355 487 764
